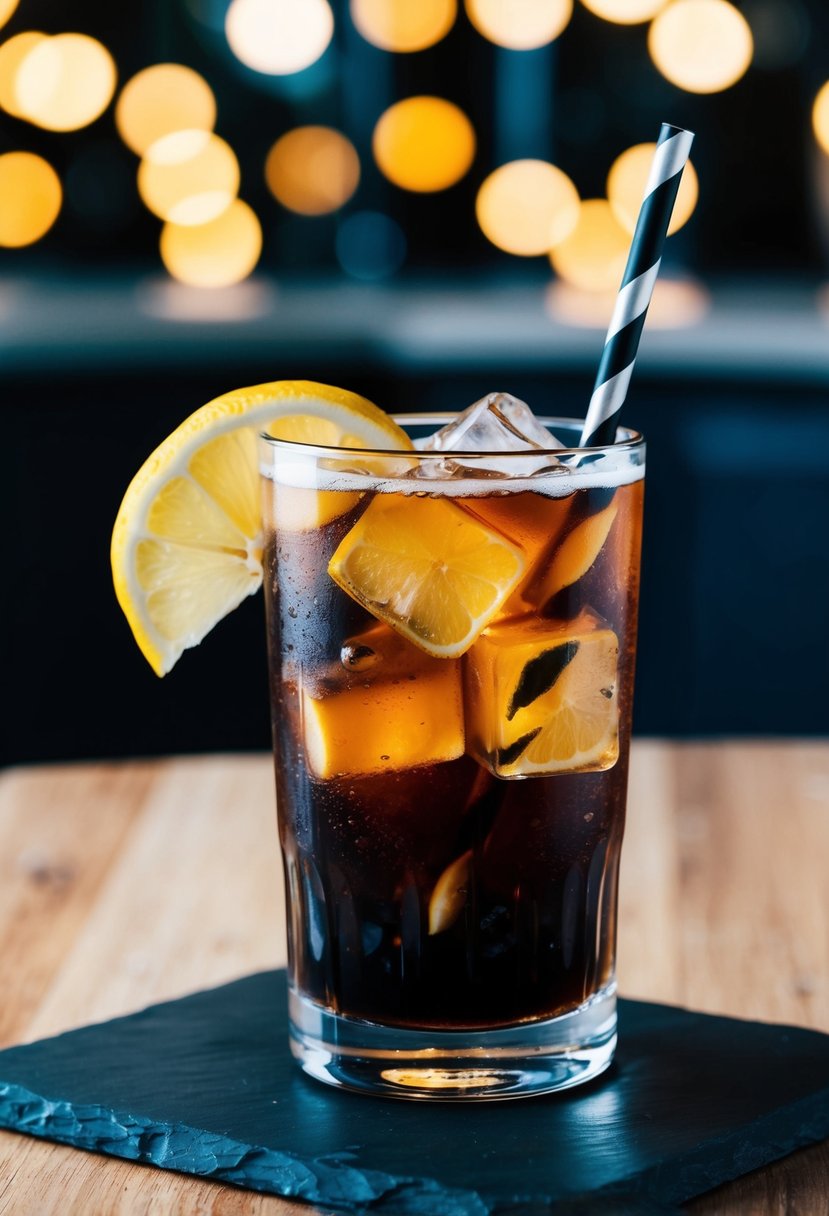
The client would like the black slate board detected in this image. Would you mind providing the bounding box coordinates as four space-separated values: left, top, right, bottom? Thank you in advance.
1 971 828 1215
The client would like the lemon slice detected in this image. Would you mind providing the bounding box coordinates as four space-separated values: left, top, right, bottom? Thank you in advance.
510 627 619 776
111 380 411 676
428 850 472 935
534 500 618 606
328 495 526 659
465 610 619 777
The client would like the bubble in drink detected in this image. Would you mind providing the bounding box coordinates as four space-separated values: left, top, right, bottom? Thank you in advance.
340 641 378 671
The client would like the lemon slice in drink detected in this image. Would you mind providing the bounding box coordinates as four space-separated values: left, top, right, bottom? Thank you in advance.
534 500 618 606
465 610 619 777
428 849 472 935
111 380 411 676
328 495 526 658
509 628 619 777
498 627 612 778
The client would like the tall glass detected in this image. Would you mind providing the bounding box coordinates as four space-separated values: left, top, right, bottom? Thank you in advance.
260 417 644 1099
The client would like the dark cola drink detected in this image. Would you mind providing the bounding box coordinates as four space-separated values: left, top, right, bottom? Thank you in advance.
262 412 645 1098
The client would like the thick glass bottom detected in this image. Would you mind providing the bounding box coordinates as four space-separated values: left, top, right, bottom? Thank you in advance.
288 983 617 1100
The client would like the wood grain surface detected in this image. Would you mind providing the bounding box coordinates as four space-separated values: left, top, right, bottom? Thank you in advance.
0 742 827 1215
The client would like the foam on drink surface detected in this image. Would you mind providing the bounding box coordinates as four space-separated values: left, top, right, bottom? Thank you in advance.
262 457 643 498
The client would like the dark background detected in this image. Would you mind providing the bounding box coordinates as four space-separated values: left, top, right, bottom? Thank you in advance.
2 0 829 764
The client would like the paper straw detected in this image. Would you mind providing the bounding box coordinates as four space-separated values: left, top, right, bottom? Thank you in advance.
580 123 695 448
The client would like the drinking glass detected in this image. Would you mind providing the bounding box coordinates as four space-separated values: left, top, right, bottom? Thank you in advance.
260 416 644 1099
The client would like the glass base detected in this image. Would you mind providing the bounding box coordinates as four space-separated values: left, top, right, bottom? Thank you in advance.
288 984 617 1100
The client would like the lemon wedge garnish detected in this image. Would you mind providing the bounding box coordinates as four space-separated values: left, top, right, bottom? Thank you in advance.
328 495 526 659
111 380 411 675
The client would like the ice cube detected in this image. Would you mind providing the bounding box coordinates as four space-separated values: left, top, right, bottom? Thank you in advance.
302 621 465 779
420 393 564 475
463 609 619 778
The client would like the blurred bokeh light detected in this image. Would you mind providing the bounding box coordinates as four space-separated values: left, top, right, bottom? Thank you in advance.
265 126 359 215
0 31 45 119
160 198 262 286
116 64 216 157
813 82 829 156
373 96 475 192
648 0 753 94
607 143 698 235
476 160 580 256
139 130 239 226
0 151 62 247
0 0 19 31
14 33 116 132
549 198 630 291
465 0 572 49
350 0 456 52
336 210 407 280
225 0 334 75
579 0 667 23
546 276 709 327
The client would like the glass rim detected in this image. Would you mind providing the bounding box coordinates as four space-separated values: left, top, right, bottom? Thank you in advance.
258 413 645 461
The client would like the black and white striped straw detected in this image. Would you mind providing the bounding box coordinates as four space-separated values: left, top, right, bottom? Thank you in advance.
580 123 695 448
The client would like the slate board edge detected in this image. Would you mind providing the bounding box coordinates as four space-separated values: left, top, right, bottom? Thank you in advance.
0 1079 488 1216
2 1076 829 1216
598 1088 829 1209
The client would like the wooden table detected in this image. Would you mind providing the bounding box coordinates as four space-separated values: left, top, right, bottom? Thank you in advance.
1 742 827 1214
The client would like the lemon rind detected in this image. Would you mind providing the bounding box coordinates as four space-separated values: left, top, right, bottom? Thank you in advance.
111 381 411 675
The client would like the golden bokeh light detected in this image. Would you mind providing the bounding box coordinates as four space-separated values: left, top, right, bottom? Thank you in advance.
579 0 667 24
373 96 475 193
0 152 62 247
116 64 216 157
265 126 360 215
648 0 753 94
225 0 334 75
813 82 829 156
15 34 116 132
0 31 46 118
351 0 456 51
0 0 19 31
476 160 580 256
139 130 240 226
465 0 572 50
607 143 699 235
160 198 262 288
549 199 630 292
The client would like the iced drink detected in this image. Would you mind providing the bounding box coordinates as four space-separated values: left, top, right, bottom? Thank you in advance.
261 395 645 1098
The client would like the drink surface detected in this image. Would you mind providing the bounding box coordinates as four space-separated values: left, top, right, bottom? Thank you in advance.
264 456 643 1030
